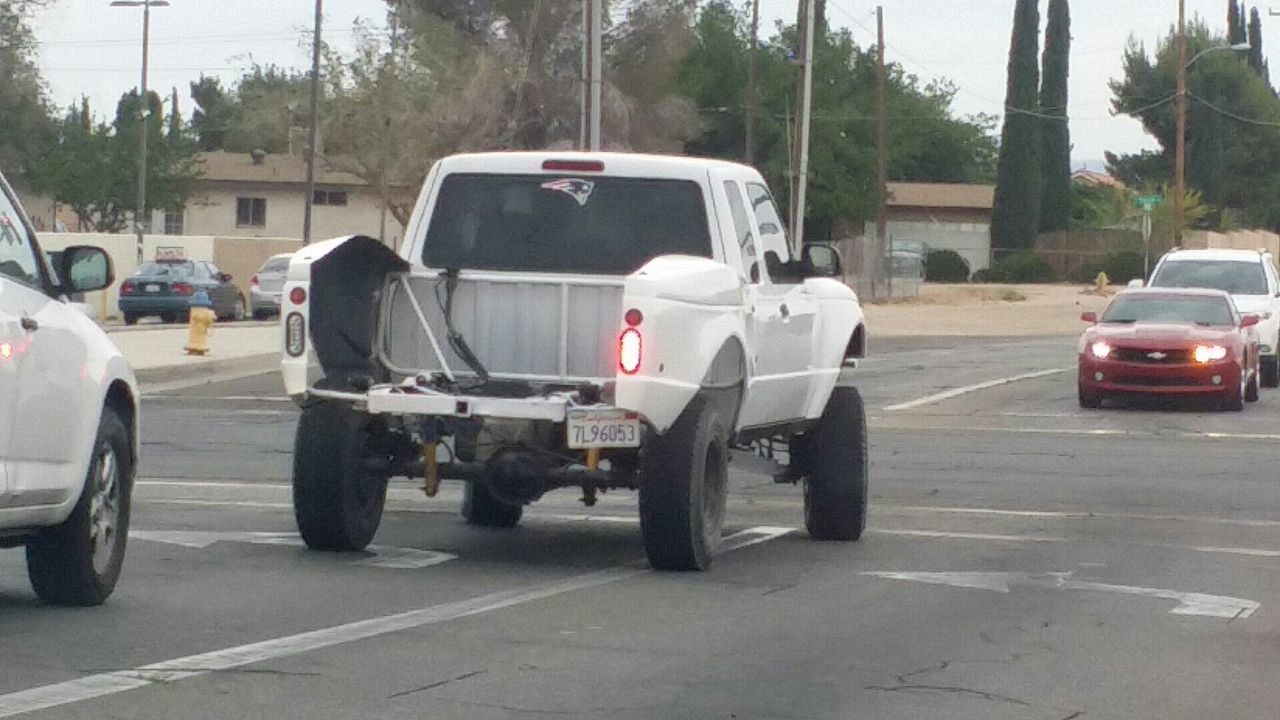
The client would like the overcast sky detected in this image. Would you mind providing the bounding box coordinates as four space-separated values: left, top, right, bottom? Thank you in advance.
28 1 1280 170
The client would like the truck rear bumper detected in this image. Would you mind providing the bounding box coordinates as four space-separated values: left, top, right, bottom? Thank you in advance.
309 385 577 422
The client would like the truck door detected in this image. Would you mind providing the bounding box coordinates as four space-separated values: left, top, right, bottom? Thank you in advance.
718 177 815 427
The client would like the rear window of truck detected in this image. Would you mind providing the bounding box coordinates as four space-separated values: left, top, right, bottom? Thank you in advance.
422 173 713 274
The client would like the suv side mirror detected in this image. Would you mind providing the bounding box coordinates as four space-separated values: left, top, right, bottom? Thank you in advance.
1081 312 1098 323
1242 314 1261 328
802 243 842 278
58 246 114 293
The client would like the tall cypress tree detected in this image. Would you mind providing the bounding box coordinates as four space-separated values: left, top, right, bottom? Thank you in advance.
991 0 1042 250
1039 0 1071 233
1229 1 1246 44
1248 7 1269 84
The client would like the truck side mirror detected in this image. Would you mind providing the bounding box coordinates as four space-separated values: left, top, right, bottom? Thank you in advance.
802 243 842 278
58 246 114 293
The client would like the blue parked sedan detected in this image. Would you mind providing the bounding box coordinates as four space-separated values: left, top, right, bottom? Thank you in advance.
118 260 246 325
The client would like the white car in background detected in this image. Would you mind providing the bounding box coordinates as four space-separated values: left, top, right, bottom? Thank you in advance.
1145 248 1280 388
0 171 138 606
250 253 293 319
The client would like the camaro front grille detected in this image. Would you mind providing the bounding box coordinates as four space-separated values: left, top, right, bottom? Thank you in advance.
1111 348 1191 364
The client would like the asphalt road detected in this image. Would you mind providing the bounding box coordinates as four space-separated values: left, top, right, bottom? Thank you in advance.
3 336 1279 719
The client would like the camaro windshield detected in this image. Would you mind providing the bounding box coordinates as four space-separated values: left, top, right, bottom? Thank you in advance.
1102 296 1235 326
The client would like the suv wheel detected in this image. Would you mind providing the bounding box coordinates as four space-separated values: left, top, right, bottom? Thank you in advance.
26 407 133 606
639 396 729 571
293 402 388 551
1263 353 1280 389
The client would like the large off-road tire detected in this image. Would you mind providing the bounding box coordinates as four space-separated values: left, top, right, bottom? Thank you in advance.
802 386 869 541
26 407 133 606
639 396 729 571
293 401 387 551
1262 353 1279 389
462 481 523 528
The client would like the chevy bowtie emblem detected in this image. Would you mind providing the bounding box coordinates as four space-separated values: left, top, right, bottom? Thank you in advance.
1148 351 1168 360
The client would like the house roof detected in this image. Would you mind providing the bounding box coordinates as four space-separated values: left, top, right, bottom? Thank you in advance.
886 182 994 211
196 151 369 187
1071 170 1126 189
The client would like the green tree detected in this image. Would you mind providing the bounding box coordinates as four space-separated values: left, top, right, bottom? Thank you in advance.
226 65 311 154
991 0 1042 250
1039 0 1072 233
1248 7 1269 85
189 76 240 151
1229 0 1246 44
0 0 56 171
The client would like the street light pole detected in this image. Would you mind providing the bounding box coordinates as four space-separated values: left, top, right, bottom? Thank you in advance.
110 0 168 266
1175 0 1187 246
303 0 322 245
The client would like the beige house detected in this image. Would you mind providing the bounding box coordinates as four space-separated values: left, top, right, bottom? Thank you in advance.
175 152 410 247
864 182 996 272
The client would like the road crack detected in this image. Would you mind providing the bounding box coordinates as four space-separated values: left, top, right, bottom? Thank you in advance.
388 670 485 699
866 683 1031 707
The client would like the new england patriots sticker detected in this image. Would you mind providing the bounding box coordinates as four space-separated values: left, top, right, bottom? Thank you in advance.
541 178 596 206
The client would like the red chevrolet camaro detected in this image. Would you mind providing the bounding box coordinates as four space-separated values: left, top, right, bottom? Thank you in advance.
1078 288 1261 411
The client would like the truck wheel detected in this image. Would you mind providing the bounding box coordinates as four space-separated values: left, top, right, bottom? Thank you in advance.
802 386 869 541
1263 353 1279 388
26 407 133 606
639 396 729 571
293 402 387 551
462 481 523 528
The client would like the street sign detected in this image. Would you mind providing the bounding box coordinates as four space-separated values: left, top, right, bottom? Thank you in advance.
1135 194 1164 212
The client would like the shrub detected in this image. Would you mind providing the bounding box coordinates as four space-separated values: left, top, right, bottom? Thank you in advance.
971 268 993 283
924 249 971 283
989 250 1057 283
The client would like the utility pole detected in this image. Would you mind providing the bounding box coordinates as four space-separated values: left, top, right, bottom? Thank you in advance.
1175 0 1187 245
876 6 889 299
745 0 760 165
110 0 168 265
303 0 323 245
379 2 399 248
790 0 817 254
589 0 602 150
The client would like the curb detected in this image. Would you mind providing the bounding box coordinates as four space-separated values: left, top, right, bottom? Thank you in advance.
136 353 279 390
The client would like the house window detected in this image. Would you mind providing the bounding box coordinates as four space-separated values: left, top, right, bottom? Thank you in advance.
236 197 267 227
164 208 184 235
313 190 349 207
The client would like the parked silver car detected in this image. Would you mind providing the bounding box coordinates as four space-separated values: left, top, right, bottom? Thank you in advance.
250 253 292 319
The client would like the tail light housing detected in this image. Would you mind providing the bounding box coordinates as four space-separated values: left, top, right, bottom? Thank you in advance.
119 281 135 296
619 328 642 374
172 282 194 296
289 287 307 305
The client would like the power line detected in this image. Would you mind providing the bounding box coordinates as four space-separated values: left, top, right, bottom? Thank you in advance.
1188 92 1280 127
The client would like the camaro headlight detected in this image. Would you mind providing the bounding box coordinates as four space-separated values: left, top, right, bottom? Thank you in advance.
1090 341 1112 359
1193 345 1229 363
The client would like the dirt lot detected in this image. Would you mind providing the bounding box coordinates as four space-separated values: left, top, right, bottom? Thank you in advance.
865 283 1112 337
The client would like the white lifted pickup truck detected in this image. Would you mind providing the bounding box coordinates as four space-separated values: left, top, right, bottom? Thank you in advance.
281 152 868 570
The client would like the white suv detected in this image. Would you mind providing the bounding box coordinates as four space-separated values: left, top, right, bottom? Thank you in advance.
0 171 139 605
1146 248 1280 387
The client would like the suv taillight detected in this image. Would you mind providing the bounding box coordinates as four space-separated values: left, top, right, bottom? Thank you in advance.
619 328 642 374
250 274 260 287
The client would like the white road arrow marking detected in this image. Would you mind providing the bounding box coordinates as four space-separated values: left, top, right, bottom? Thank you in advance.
863 571 1259 619
130 530 457 570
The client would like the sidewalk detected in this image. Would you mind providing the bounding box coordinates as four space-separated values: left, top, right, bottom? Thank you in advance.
111 322 280 388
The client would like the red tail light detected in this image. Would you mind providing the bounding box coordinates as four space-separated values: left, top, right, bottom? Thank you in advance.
289 287 307 305
172 282 194 296
250 274 260 287
543 159 605 172
119 281 135 296
619 328 642 374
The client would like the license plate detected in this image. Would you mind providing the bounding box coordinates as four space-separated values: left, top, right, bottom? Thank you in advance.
146 284 160 293
567 409 641 449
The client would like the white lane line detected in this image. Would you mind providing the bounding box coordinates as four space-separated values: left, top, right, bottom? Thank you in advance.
0 526 790 719
883 367 1072 412
138 480 293 490
862 571 1259 619
870 529 1065 543
881 504 1280 528
1149 543 1280 558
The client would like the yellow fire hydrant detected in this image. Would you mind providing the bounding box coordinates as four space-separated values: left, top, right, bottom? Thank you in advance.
184 290 216 356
